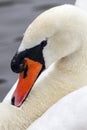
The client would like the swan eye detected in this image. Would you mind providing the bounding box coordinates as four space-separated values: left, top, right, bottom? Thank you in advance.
41 40 47 48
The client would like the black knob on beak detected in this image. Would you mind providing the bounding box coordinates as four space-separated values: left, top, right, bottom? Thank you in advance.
11 53 25 73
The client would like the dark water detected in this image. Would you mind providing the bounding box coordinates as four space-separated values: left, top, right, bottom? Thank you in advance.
0 0 75 101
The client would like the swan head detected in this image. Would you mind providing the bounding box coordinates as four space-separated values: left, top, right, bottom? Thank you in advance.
11 5 81 107
11 6 60 107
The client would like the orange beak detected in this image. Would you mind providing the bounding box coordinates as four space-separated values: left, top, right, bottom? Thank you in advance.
11 58 42 107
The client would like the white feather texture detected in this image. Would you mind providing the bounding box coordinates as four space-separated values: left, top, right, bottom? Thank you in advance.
27 86 87 130
75 0 87 12
1 4 87 129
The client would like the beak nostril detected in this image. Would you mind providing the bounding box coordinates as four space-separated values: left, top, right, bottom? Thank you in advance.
23 65 28 78
11 96 15 105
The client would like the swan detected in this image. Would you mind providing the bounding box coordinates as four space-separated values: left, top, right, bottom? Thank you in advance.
1 4 87 130
27 85 87 130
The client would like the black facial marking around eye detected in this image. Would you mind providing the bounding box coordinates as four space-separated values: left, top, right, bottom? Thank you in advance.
41 40 47 48
11 40 48 73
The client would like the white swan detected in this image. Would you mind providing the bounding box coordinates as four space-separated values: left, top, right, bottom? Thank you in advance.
1 4 87 130
27 85 87 130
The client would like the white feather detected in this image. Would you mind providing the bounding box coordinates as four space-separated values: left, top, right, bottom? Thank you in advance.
27 86 87 130
1 4 87 130
75 0 87 12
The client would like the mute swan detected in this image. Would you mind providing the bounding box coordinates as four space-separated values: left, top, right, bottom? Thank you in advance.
27 85 87 130
1 4 87 130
